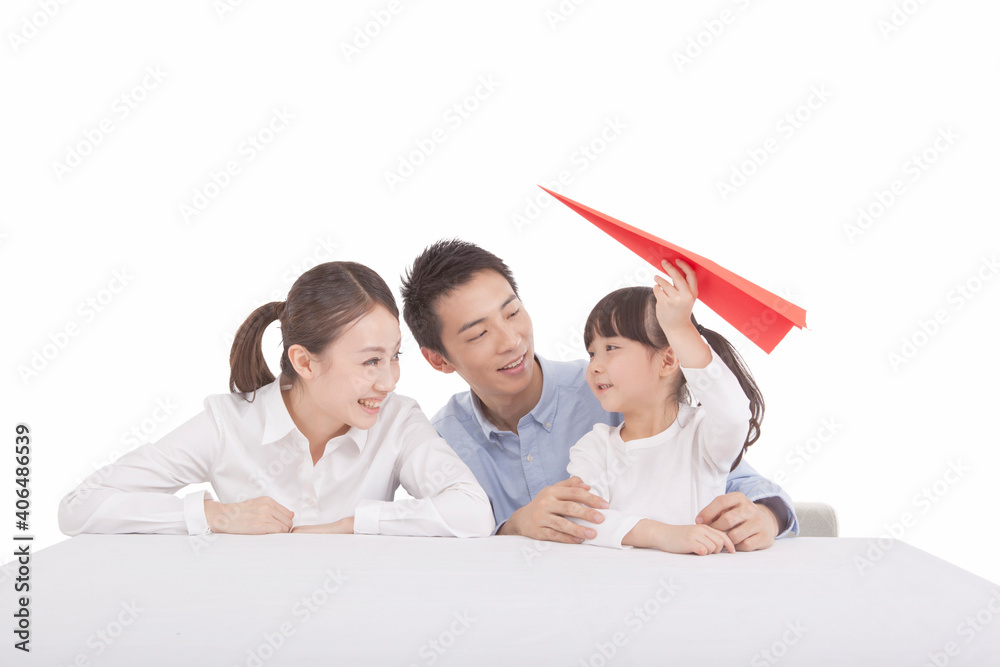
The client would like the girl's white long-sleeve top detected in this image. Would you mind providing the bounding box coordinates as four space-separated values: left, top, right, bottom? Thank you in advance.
58 379 495 538
566 347 751 548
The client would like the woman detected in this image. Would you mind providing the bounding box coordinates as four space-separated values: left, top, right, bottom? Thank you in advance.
58 261 494 538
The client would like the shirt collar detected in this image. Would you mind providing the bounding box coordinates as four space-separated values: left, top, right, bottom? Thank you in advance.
468 354 559 443
261 378 297 445
468 390 499 442
529 354 559 433
260 377 370 452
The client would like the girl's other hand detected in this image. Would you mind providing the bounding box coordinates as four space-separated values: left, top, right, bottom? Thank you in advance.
204 496 294 534
659 523 735 555
290 516 355 534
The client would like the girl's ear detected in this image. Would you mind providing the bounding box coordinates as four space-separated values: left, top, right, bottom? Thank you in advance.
287 344 318 379
658 346 680 377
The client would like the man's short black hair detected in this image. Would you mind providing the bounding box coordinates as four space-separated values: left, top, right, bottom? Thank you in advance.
400 239 519 356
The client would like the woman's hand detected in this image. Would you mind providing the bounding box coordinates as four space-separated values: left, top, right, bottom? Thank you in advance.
290 517 355 534
204 497 294 534
658 523 736 555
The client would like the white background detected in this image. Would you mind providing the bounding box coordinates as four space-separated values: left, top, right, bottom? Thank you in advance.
2 0 998 585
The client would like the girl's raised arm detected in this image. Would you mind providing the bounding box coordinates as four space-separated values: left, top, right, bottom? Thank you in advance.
655 259 754 471
679 349 752 471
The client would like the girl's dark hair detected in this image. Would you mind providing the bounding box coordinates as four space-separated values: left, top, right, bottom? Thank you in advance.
229 261 399 400
583 286 763 471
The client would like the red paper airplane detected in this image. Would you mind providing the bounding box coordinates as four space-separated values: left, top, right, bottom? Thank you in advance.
539 186 806 354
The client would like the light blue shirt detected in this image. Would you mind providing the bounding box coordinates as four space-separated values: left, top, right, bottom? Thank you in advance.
432 354 799 536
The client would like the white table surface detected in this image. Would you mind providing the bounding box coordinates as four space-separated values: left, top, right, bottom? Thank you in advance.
3 535 998 666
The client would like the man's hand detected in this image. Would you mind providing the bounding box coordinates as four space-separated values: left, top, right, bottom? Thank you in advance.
290 517 355 534
695 492 780 552
204 496 294 534
497 476 609 543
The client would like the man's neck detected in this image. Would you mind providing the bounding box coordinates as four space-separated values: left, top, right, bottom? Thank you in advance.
475 357 545 435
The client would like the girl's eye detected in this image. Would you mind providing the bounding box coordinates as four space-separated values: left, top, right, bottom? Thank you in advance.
605 345 617 351
587 351 594 358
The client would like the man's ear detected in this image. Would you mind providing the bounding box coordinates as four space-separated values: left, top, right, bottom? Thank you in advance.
658 346 680 377
421 346 456 374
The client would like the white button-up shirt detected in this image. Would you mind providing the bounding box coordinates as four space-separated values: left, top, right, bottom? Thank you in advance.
58 379 495 538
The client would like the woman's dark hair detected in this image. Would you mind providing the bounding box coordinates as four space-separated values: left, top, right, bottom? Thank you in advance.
229 261 399 400
583 286 763 471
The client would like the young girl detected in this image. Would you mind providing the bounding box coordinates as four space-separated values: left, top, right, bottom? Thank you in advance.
58 261 494 538
568 259 764 555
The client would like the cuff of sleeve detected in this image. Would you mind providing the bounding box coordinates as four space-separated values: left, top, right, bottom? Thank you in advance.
353 499 383 535
608 515 642 549
778 508 799 538
583 514 643 550
183 490 213 536
754 495 798 539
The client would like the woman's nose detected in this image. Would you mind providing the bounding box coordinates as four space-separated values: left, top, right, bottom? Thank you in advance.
374 363 396 393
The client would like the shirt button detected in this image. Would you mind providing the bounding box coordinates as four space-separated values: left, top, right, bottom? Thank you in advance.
545 422 551 429
526 454 534 462
304 497 315 506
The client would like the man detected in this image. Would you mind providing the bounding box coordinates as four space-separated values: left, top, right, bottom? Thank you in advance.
400 239 797 549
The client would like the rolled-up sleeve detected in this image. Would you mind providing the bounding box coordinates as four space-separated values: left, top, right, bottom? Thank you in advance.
726 458 799 537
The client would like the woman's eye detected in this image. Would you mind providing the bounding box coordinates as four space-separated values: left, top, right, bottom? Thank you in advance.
470 330 486 341
364 358 380 366
392 351 401 361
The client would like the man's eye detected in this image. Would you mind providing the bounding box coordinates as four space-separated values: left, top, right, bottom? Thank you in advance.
508 308 520 318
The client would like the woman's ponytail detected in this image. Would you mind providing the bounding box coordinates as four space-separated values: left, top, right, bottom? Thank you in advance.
691 316 764 471
229 301 285 398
